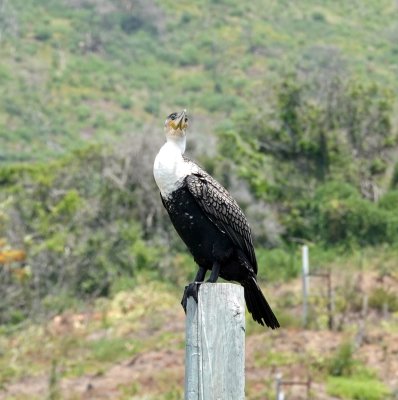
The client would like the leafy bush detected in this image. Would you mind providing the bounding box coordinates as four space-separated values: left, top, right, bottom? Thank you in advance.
392 163 398 188
34 27 52 41
178 44 200 66
117 96 133 110
181 74 205 92
229 74 398 246
200 93 242 113
89 338 137 363
312 11 326 22
325 341 390 400
0 139 173 322
52 190 83 218
310 182 398 246
328 342 355 377
370 158 387 175
369 287 398 312
120 15 144 34
379 190 398 211
313 182 359 202
256 247 298 282
327 376 390 400
144 97 160 116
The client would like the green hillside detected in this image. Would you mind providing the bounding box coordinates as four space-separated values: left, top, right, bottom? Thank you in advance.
1 0 398 315
1 1 398 399
1 0 398 161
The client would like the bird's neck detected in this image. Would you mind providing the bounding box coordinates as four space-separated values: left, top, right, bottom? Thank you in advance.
166 135 186 155
153 134 190 198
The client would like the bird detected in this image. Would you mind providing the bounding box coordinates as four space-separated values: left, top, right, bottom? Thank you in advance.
153 109 279 329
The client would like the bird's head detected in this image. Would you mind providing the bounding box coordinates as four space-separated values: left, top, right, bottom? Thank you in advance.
164 109 188 139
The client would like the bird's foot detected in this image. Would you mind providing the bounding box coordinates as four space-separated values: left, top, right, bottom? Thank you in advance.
181 282 202 313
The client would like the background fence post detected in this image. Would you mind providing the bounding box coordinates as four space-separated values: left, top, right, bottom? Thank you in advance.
302 245 309 328
275 373 283 400
185 283 245 400
327 270 334 330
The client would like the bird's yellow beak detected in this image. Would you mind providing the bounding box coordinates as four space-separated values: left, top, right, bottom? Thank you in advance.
175 109 187 130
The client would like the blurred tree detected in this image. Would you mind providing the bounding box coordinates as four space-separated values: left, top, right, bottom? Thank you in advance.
219 72 398 245
231 73 397 196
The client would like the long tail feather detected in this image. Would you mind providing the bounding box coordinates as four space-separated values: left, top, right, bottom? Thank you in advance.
242 276 280 329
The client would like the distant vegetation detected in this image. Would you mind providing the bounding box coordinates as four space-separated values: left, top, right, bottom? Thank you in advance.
1 0 398 160
0 0 398 325
0 2 398 399
1 76 398 324
221 74 398 247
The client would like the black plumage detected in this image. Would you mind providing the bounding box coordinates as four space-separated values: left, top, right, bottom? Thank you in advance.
161 159 279 329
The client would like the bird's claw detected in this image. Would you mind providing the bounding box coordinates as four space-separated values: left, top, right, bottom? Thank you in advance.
181 282 202 313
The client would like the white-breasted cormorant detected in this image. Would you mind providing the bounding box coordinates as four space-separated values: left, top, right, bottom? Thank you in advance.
153 110 279 328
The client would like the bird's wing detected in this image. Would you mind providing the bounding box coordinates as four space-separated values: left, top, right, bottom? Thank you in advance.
184 159 257 274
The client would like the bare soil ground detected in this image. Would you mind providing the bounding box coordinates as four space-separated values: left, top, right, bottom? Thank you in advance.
1 271 397 400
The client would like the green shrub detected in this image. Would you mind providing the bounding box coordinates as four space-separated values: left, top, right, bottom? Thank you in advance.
180 12 192 25
0 65 11 82
41 293 79 316
312 11 326 22
89 338 137 363
370 158 387 175
256 247 298 282
120 15 144 34
327 376 390 400
181 75 205 92
178 44 200 66
379 190 398 211
254 350 299 367
132 240 162 271
52 190 83 218
200 93 240 112
34 27 52 41
328 342 355 377
379 193 398 242
325 342 389 400
7 309 25 325
342 198 389 244
270 308 301 329
386 218 398 244
118 96 133 110
392 162 398 188
314 181 359 203
369 287 398 312
311 182 396 245
76 105 91 122
119 14 158 36
144 97 160 116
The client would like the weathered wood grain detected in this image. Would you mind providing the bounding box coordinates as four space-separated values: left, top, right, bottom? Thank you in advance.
185 283 245 400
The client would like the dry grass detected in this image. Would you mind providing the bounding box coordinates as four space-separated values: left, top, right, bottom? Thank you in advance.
0 270 397 400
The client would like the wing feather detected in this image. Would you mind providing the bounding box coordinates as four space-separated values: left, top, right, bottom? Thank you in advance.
184 159 257 274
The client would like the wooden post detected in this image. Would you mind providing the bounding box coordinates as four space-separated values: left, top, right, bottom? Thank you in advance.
185 283 245 400
302 245 309 328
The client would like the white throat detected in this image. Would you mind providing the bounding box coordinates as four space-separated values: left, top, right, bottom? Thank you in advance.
153 135 194 198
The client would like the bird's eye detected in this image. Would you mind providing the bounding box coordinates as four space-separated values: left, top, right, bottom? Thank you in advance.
170 114 176 120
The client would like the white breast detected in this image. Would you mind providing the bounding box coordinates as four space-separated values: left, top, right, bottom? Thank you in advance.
153 141 196 198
